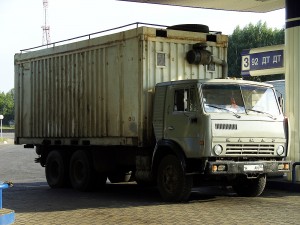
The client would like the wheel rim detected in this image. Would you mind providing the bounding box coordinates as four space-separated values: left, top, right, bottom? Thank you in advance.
162 164 178 193
49 161 59 181
73 160 85 182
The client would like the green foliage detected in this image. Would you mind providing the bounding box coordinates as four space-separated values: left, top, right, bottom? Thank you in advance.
0 137 8 143
0 89 15 125
228 21 284 81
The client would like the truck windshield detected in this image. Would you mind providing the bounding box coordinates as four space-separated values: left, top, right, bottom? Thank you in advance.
201 84 281 117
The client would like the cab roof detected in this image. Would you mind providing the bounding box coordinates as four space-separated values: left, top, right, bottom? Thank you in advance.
155 79 273 88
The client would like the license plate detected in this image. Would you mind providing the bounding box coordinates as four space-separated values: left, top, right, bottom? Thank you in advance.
244 164 264 172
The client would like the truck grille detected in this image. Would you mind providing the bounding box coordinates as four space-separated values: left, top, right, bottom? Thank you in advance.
225 144 275 155
215 123 237 130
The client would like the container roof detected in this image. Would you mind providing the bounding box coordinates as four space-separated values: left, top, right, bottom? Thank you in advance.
119 0 284 13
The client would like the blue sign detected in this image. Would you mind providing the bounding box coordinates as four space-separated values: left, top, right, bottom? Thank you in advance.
241 48 284 76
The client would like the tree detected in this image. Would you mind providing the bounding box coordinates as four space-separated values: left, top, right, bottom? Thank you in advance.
228 21 284 81
0 89 15 125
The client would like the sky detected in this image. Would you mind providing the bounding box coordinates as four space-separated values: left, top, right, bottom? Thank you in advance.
0 0 285 93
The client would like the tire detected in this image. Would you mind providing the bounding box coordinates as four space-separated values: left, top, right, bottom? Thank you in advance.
45 150 69 188
233 174 266 197
157 155 193 202
167 24 209 33
69 150 97 191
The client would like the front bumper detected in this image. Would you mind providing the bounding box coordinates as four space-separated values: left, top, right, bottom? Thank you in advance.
206 161 291 175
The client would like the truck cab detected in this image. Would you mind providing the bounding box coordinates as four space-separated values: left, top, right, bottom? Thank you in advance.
151 79 290 201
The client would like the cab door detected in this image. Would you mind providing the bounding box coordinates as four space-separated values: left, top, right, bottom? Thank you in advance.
164 84 201 157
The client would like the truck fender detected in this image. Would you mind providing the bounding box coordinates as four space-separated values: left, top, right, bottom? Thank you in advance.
151 139 187 177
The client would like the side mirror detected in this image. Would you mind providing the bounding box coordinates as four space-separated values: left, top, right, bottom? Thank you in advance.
189 116 198 124
278 96 285 113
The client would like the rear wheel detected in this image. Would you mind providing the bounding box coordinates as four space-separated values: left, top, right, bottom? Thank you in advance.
69 150 97 191
157 155 192 202
233 174 266 197
45 150 69 188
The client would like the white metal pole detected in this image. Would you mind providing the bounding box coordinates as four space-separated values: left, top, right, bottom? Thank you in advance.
286 0 300 181
0 119 2 138
0 115 3 138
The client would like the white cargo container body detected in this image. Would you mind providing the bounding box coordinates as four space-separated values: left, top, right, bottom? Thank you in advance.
14 25 228 147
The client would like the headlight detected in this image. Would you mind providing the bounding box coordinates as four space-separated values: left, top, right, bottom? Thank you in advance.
276 145 285 156
213 144 223 156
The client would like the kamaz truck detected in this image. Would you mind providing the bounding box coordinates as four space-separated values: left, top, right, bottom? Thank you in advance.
14 23 290 201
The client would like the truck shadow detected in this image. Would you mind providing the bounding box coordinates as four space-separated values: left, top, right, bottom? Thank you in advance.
3 182 226 213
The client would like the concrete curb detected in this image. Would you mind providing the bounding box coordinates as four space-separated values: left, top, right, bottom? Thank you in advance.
0 130 14 134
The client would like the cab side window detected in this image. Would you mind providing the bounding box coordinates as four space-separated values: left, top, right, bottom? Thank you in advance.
174 88 197 112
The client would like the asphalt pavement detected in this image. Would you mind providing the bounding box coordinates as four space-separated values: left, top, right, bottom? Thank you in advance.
1 134 300 224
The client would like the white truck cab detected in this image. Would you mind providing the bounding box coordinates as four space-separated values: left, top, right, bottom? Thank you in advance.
151 79 290 201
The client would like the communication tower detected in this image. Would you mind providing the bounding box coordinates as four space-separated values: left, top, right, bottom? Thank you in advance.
42 0 51 45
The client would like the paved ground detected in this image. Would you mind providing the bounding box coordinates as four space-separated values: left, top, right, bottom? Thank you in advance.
1 136 300 224
3 182 300 225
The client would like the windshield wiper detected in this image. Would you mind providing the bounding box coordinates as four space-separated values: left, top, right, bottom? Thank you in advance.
246 108 276 120
206 104 241 118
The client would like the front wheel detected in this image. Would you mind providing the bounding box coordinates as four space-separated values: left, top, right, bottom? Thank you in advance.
233 174 266 197
157 155 193 202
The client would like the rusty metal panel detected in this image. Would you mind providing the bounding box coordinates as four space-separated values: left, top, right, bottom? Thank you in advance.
14 25 228 146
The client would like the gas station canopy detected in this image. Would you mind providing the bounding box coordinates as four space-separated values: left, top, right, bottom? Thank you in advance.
120 0 284 12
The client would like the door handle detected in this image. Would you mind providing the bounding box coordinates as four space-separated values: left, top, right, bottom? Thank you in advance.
168 126 174 130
